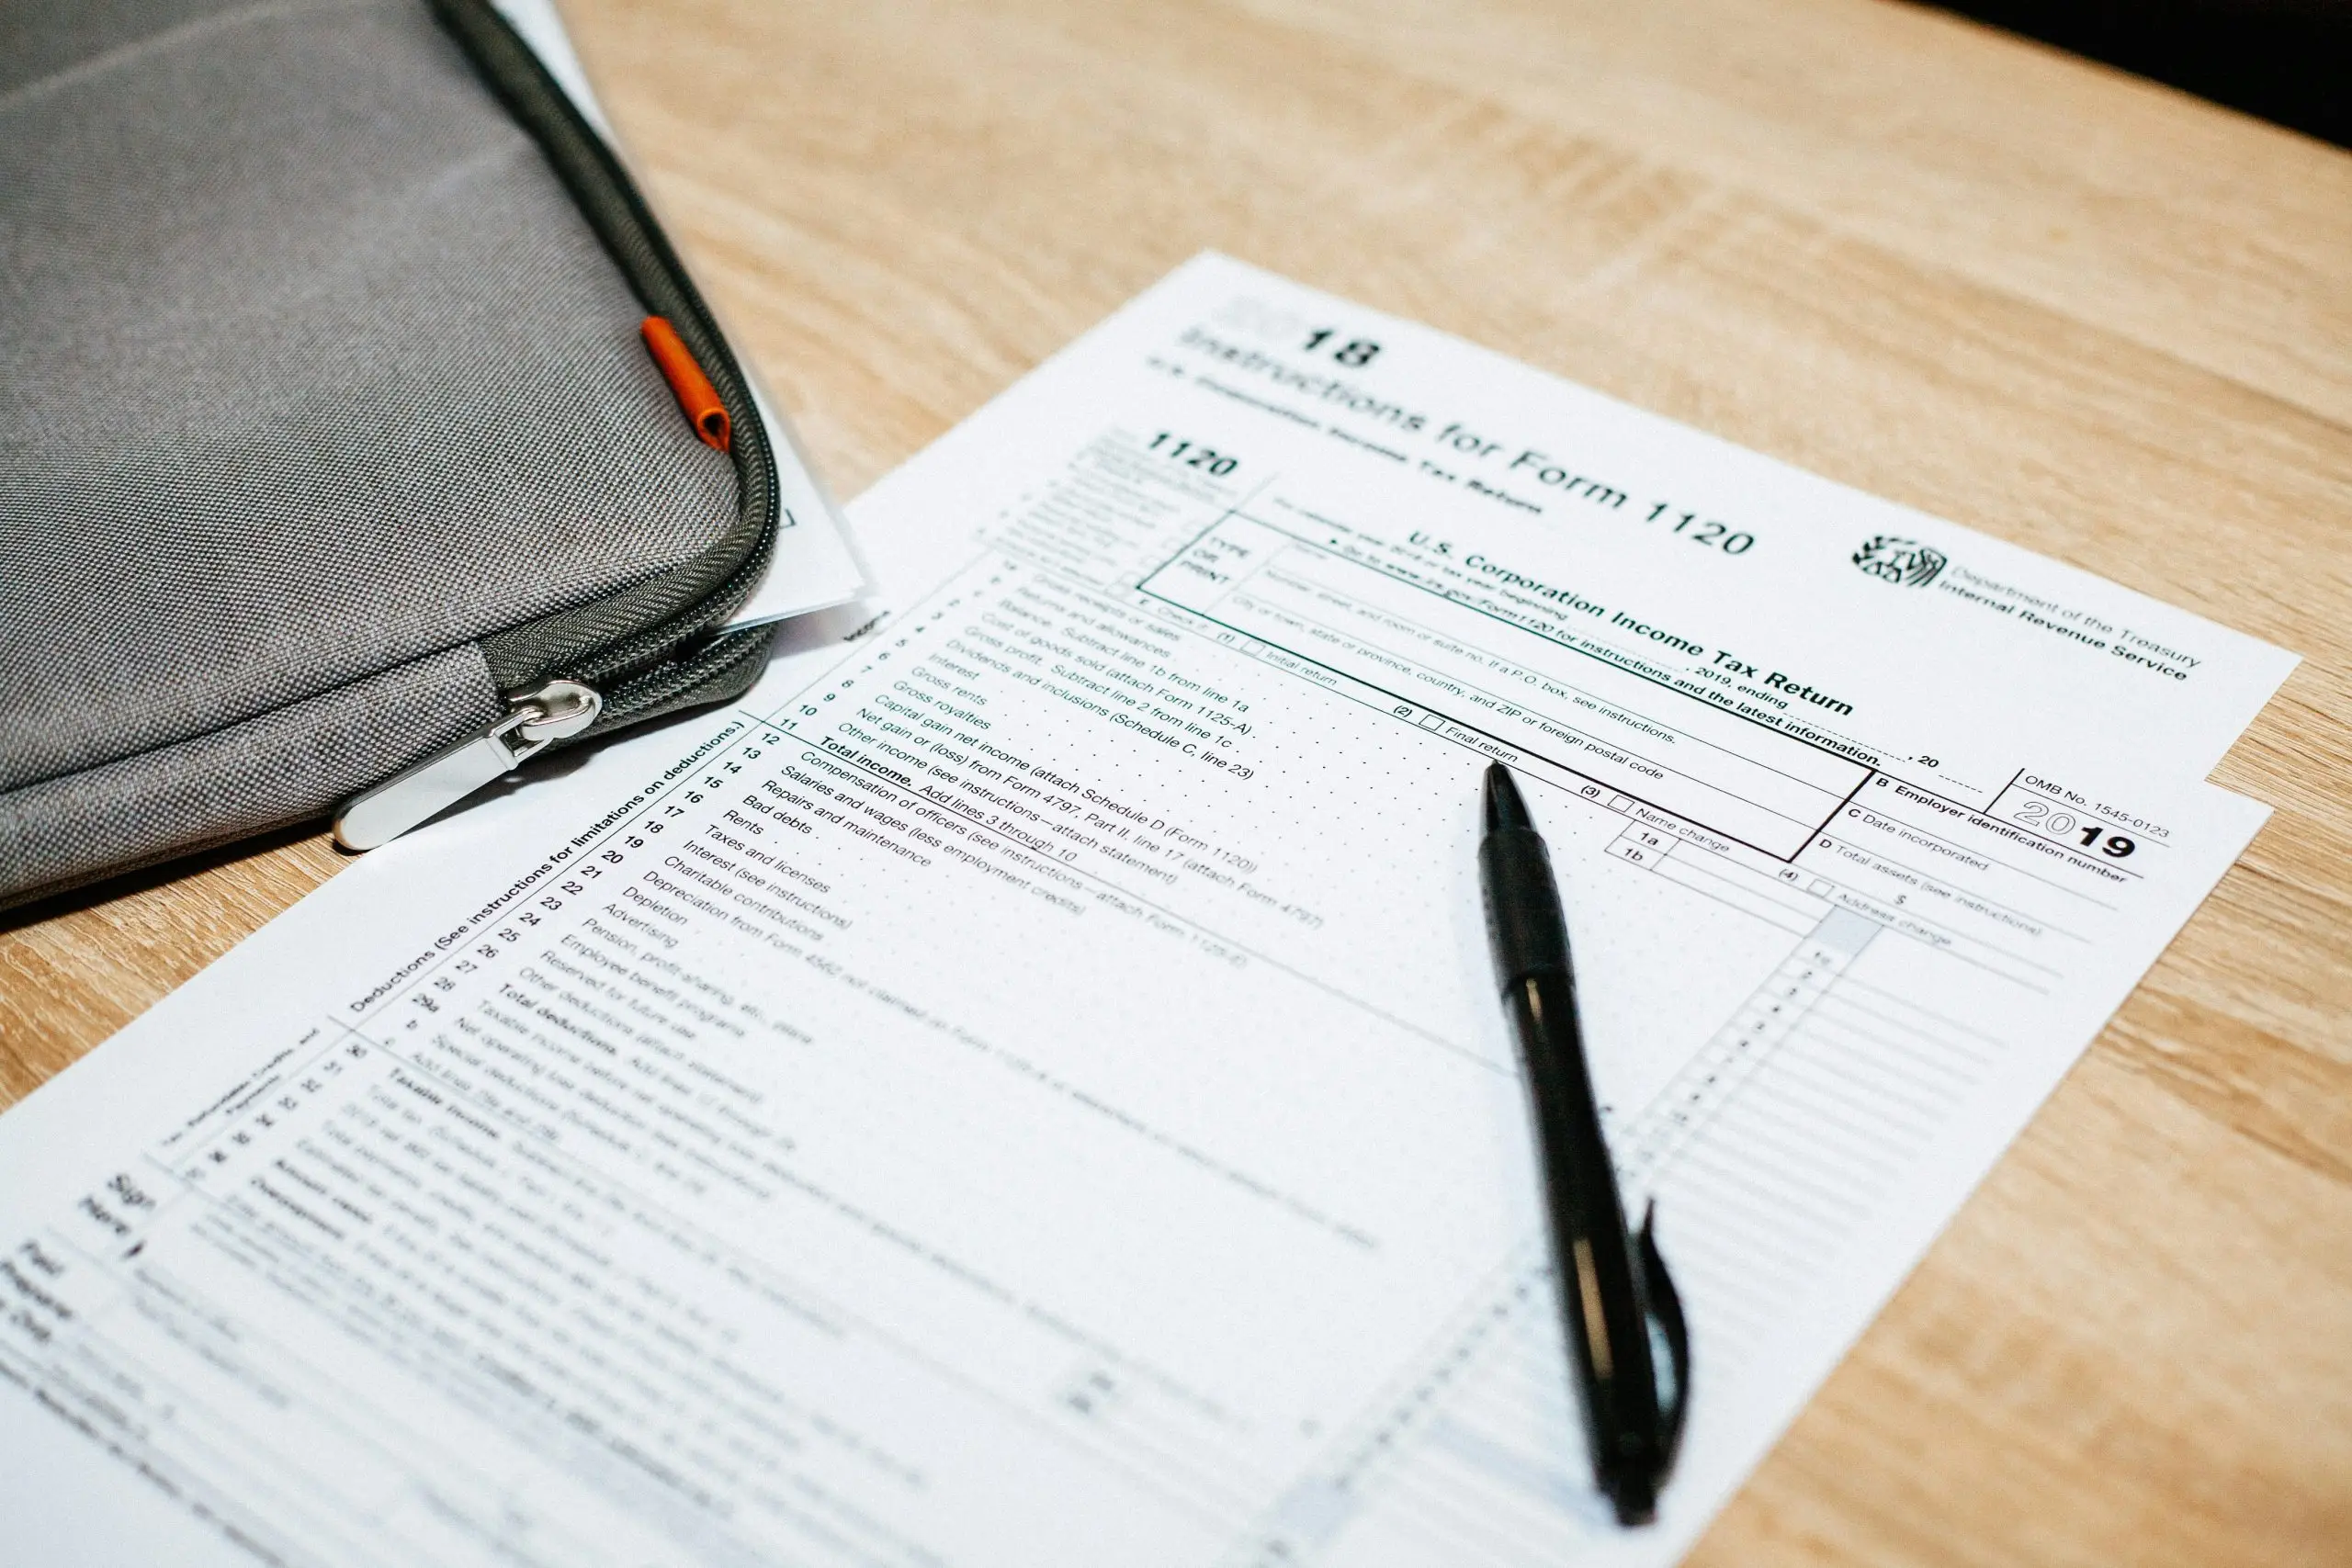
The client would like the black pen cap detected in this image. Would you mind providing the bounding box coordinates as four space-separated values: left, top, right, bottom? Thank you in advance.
1479 765 1572 981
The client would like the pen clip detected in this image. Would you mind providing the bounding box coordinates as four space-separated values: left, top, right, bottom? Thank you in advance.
1637 1201 1692 1470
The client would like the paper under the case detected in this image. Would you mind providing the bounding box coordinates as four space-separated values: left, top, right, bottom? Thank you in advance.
493 0 868 629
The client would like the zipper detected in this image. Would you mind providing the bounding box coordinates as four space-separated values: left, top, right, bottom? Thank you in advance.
327 0 788 853
433 0 781 703
333 680 603 851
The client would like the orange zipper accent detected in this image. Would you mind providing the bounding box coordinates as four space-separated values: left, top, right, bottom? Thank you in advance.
639 315 730 451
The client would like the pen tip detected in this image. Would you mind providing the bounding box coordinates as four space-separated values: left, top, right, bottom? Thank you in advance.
1482 763 1532 835
1610 1473 1660 1528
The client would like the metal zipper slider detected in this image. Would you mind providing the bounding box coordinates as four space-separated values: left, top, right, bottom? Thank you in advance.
333 680 602 852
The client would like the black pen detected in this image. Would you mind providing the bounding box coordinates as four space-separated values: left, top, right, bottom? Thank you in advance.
1477 762 1689 1525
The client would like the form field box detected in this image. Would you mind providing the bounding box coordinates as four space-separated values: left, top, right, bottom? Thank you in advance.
1140 514 1871 858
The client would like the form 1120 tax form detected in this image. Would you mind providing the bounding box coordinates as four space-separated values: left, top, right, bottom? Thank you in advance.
0 254 2296 1568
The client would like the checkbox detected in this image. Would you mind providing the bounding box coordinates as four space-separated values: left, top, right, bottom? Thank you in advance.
1809 879 1833 896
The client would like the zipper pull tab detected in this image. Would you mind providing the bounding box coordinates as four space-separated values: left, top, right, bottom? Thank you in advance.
333 680 602 852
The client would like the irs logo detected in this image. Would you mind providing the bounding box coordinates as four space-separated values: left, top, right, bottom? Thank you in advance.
1852 535 1947 588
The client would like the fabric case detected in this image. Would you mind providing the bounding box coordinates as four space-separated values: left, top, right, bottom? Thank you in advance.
1 0 796 908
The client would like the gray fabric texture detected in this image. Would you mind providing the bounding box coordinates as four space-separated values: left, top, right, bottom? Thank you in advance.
0 0 745 903
0 0 739 795
0 644 500 902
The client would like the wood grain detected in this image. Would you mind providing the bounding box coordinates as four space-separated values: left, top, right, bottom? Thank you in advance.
4 0 2346 1560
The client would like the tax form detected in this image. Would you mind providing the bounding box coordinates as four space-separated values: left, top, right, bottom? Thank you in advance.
0 255 2296 1568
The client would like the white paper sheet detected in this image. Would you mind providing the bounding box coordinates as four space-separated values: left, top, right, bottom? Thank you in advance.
0 255 2293 1568
493 0 869 628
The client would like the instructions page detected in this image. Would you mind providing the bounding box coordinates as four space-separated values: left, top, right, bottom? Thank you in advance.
0 255 2292 1568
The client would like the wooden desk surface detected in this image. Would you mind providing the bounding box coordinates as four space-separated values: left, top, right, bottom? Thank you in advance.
5 0 2347 1559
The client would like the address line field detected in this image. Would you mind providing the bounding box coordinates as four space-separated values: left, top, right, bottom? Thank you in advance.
1136 513 1871 858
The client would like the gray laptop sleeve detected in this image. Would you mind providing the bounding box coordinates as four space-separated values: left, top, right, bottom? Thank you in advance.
1 0 788 908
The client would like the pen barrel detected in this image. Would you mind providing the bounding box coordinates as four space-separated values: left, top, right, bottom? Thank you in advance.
1481 821 1669 1519
1486 944 1674 1523
1479 828 1571 979
1504 968 1668 1520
